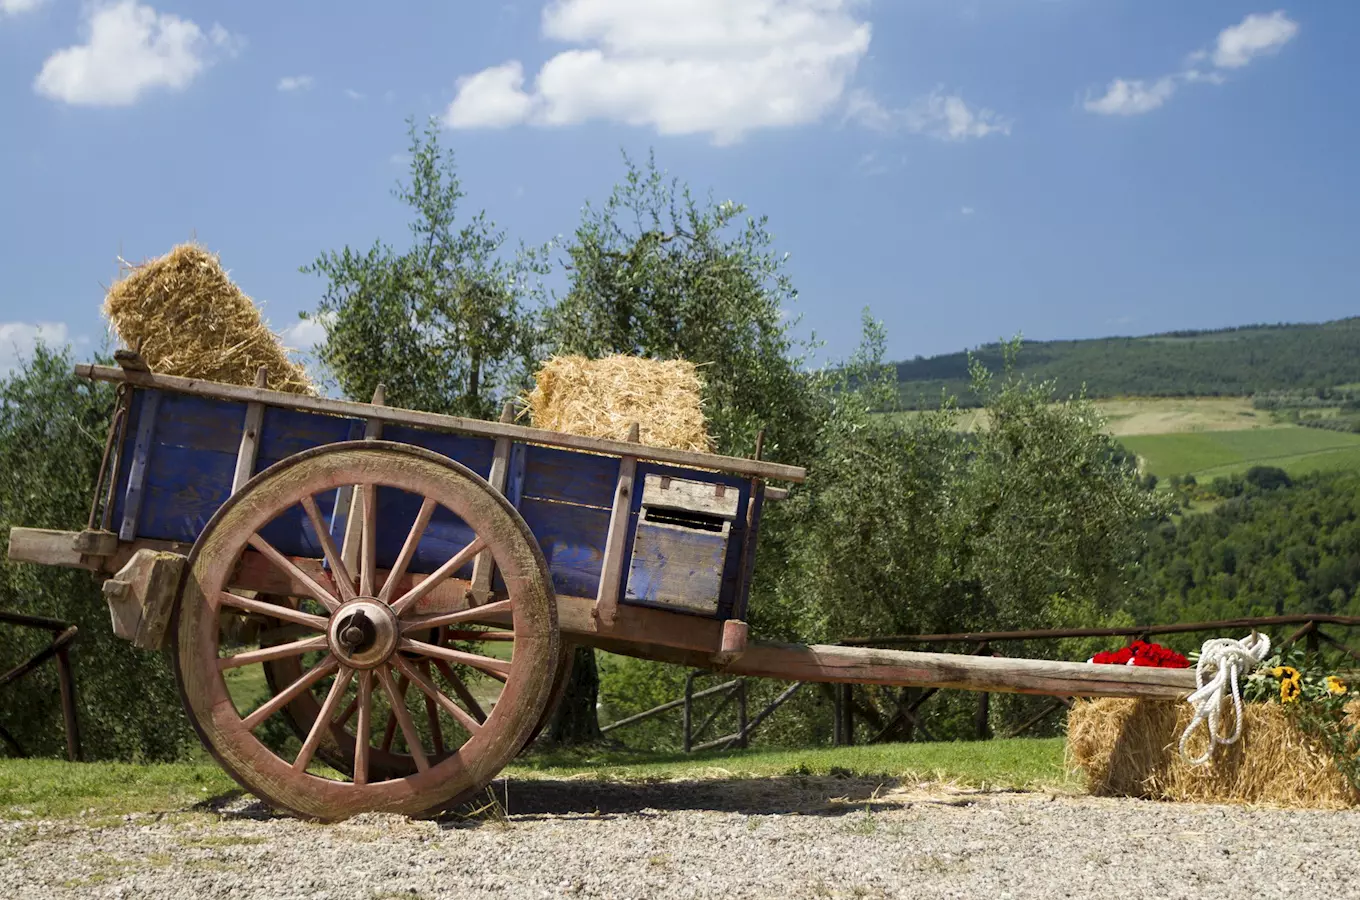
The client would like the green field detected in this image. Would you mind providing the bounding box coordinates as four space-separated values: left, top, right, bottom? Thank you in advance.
1119 426 1360 481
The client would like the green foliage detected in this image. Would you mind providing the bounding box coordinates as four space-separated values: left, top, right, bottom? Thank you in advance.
544 149 822 462
1132 470 1360 634
895 317 1360 409
0 344 192 761
302 116 548 416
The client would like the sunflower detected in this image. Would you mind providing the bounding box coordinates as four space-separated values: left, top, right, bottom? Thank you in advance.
1271 665 1301 682
1326 675 1348 696
1280 678 1302 703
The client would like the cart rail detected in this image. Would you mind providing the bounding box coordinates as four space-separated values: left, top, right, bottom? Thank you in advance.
75 364 807 484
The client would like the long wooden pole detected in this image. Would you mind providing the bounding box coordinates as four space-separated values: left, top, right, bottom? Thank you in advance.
723 641 1196 700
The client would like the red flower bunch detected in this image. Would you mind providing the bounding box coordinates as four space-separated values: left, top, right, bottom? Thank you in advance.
1089 640 1189 668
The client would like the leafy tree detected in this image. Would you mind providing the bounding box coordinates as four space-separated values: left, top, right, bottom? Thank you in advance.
301 117 547 417
0 343 192 760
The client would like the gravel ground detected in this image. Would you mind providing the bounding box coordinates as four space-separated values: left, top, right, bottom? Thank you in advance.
2 776 1358 899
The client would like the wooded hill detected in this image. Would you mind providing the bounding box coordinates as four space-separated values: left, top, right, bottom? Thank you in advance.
894 317 1360 408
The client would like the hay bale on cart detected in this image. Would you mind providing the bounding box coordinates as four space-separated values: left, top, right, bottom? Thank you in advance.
103 242 314 394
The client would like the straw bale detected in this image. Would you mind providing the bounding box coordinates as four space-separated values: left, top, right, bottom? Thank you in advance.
102 242 314 394
524 354 714 452
1066 697 1360 809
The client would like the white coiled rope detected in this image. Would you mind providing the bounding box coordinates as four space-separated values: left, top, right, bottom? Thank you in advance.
1178 632 1272 765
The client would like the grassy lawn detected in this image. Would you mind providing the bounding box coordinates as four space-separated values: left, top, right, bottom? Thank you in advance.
1119 426 1360 481
0 738 1069 820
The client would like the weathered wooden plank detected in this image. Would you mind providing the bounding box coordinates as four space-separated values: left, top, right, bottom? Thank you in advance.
521 445 620 509
640 475 741 520
518 497 614 599
723 642 1197 700
231 368 268 494
341 385 385 574
119 391 161 541
7 528 97 569
470 404 515 604
77 365 808 483
385 424 496 481
624 522 728 615
592 423 638 626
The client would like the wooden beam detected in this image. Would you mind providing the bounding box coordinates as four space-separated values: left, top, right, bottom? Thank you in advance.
470 402 514 605
74 364 807 483
593 422 639 627
231 367 268 494
340 384 385 575
723 641 1197 700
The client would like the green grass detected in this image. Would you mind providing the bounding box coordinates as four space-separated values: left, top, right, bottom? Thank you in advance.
0 738 1068 820
1119 426 1360 481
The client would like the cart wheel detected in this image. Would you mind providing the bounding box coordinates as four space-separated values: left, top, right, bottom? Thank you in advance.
174 441 559 821
259 631 572 778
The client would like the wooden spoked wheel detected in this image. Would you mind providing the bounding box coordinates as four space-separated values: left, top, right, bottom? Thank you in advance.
173 442 560 821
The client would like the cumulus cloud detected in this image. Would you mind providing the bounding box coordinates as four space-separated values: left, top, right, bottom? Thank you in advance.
444 0 873 145
1084 10 1298 116
279 316 328 352
33 0 237 107
0 322 69 373
1 0 48 17
1213 10 1298 69
277 74 313 92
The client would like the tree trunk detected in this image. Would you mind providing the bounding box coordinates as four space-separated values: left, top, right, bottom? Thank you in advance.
546 646 602 744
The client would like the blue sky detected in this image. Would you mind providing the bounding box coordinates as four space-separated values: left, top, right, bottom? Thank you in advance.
0 1 1353 376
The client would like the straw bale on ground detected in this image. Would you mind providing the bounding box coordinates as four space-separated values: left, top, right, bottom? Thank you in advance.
524 355 713 452
103 243 314 394
1066 697 1360 809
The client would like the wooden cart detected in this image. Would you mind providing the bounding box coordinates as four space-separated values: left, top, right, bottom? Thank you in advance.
7 357 1196 821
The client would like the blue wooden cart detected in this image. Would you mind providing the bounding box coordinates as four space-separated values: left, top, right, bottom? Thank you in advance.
7 355 1195 821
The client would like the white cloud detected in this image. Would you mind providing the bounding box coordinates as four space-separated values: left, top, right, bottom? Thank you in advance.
1084 11 1297 117
1213 11 1298 69
344 88 365 101
1 0 48 17
0 322 69 373
847 86 1010 141
33 1 237 107
444 0 873 145
444 61 535 128
1083 76 1177 116
905 88 1010 140
277 74 313 92
279 316 328 352
960 206 974 215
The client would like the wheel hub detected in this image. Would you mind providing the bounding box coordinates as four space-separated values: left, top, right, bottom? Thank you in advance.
328 599 399 669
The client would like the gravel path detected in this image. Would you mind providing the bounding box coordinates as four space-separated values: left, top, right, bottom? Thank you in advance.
2 776 1357 899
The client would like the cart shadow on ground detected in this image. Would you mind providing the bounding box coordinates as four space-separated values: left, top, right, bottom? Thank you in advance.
190 773 1007 826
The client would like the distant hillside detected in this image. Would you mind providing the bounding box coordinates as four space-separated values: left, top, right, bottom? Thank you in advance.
895 317 1360 408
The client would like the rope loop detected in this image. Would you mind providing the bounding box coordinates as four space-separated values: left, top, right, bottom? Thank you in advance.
1178 633 1271 765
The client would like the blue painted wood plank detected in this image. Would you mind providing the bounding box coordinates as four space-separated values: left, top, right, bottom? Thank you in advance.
384 425 496 481
517 497 619 599
119 391 161 541
521 445 619 509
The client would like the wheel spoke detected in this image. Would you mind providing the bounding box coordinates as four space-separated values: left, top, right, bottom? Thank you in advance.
391 654 482 738
247 534 340 613
360 484 378 597
444 629 515 642
398 637 511 681
241 656 339 731
353 671 373 786
420 662 445 755
293 667 355 773
376 666 429 772
219 635 329 670
401 599 513 634
432 660 488 724
378 497 438 604
380 675 409 753
218 592 329 632
389 537 487 617
301 495 356 602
